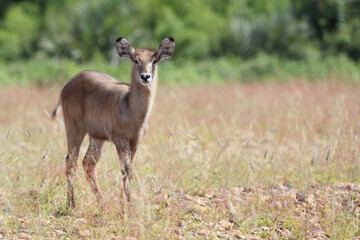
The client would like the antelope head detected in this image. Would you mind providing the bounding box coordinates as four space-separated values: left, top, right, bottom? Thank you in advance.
115 37 175 88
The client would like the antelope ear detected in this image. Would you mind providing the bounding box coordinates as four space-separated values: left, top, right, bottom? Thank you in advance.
115 37 135 60
153 37 175 62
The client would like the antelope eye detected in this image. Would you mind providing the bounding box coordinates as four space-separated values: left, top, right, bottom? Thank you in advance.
134 60 140 64
152 59 157 65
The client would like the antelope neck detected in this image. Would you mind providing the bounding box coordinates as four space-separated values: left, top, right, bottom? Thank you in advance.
128 70 157 127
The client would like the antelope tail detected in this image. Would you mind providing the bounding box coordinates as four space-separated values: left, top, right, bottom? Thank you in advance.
51 100 61 119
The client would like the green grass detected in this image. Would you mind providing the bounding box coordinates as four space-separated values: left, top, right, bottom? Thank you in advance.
0 54 359 87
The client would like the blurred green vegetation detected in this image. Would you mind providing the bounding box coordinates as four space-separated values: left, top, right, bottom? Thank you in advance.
0 0 359 85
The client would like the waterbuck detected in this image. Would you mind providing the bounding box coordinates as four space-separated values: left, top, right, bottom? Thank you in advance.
52 37 175 208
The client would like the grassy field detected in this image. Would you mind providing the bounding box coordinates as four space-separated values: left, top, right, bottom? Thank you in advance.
1 55 360 86
1 82 360 239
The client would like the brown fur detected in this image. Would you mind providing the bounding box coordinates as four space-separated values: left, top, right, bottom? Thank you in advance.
53 37 175 208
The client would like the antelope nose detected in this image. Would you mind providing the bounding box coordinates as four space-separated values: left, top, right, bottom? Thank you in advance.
141 73 151 81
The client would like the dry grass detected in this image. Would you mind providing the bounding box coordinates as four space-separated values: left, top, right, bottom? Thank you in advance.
1 82 360 239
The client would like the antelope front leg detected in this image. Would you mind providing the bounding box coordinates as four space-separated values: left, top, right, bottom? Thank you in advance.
115 139 133 202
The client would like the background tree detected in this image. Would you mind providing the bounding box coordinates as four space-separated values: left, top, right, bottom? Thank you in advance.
0 0 359 62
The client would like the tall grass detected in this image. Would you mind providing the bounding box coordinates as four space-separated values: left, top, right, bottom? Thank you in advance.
1 83 360 238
